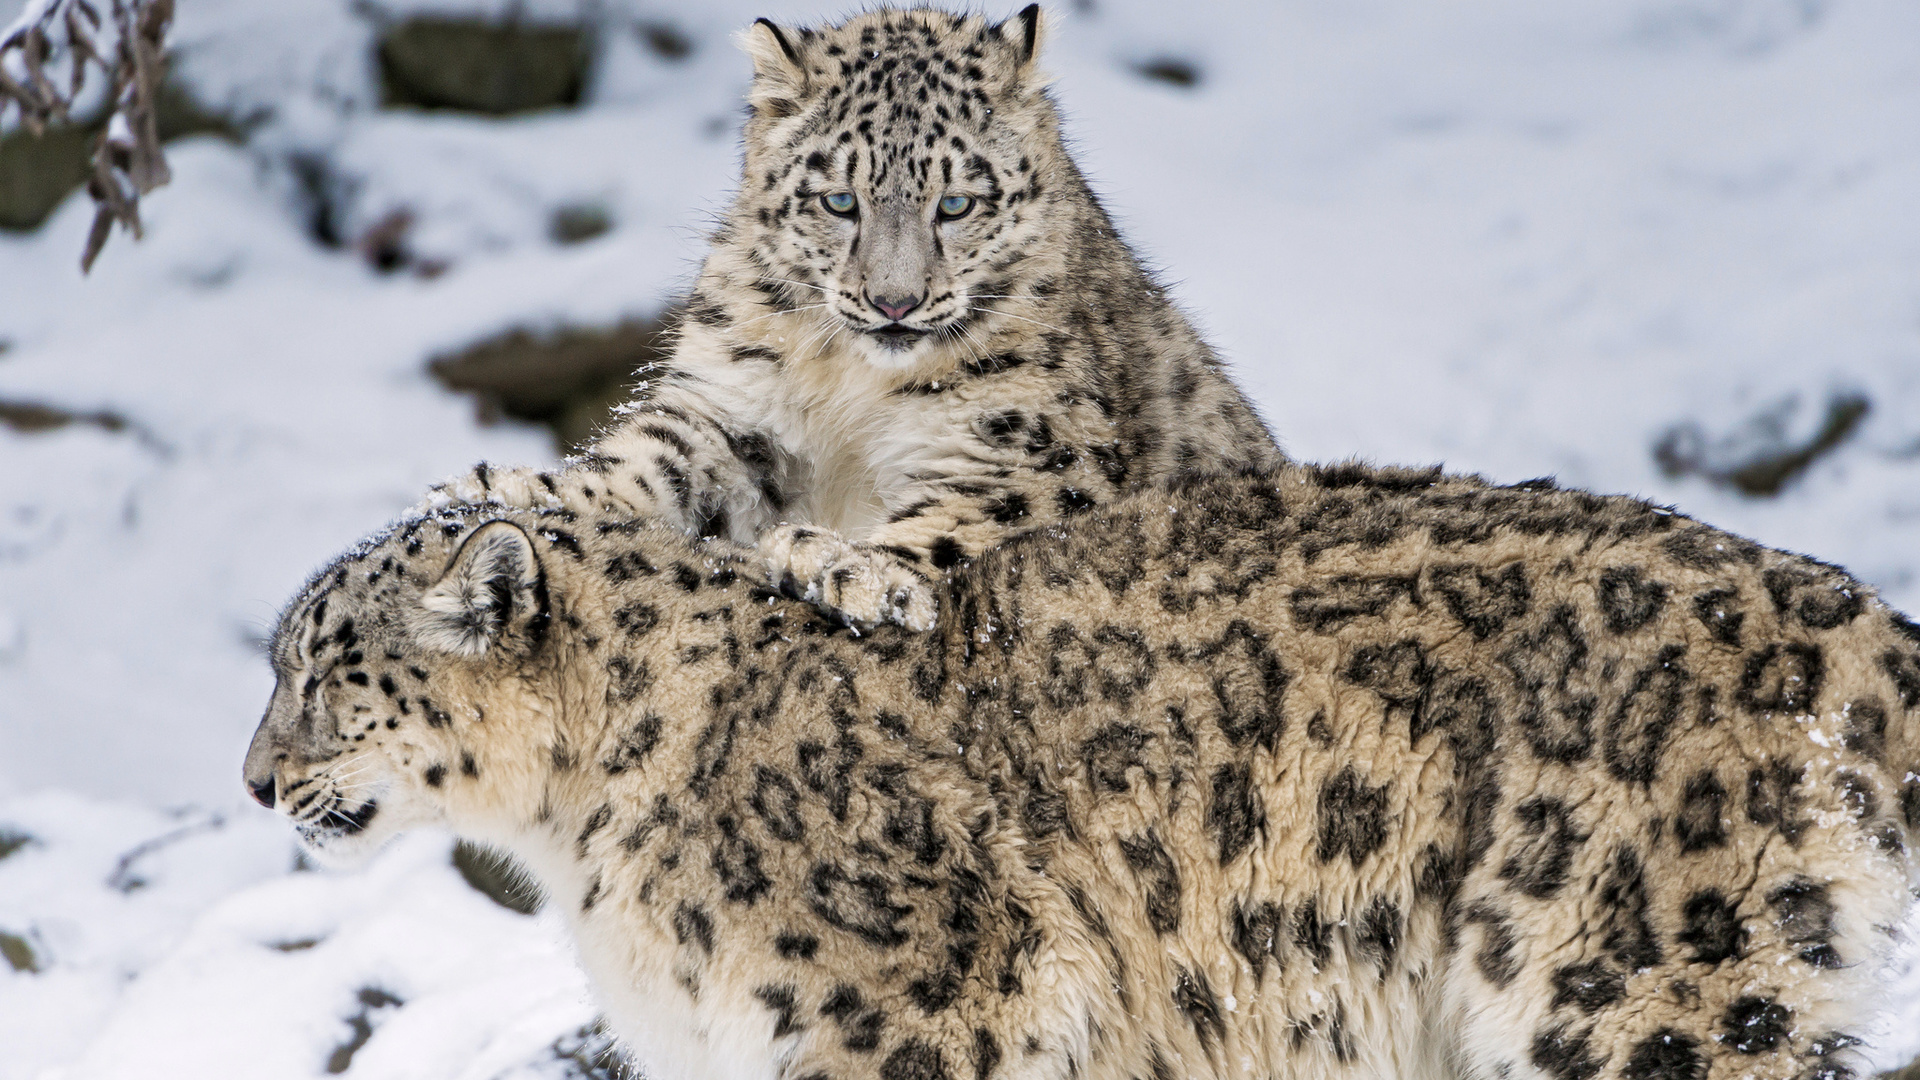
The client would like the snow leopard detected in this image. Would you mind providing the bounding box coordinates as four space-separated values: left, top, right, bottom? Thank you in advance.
430 5 1281 631
248 463 1920 1080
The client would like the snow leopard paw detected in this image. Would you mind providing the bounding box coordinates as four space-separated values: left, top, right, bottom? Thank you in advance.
417 462 564 515
762 524 940 631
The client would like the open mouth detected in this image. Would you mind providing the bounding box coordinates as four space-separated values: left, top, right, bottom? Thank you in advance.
867 324 930 350
304 797 380 838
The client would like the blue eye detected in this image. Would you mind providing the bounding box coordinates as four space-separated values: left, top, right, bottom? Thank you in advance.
822 192 857 216
938 194 974 219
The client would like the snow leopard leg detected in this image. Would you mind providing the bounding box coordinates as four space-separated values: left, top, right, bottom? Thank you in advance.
422 404 793 545
761 433 1126 630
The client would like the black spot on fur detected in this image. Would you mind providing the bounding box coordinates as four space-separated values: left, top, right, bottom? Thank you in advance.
1605 644 1689 784
1315 766 1391 867
1502 605 1597 764
1466 902 1521 988
711 815 772 904
775 932 819 960
674 902 714 955
1345 640 1437 736
1841 698 1888 759
1738 643 1824 715
1231 899 1285 982
821 984 886 1052
1429 563 1532 638
1171 965 1225 1050
1529 1022 1604 1080
1080 723 1154 794
575 804 611 858
602 713 662 773
1769 876 1841 968
809 863 912 948
882 1040 950 1080
1723 996 1792 1054
1179 620 1288 752
973 1029 1001 1080
1747 758 1811 844
1355 896 1401 973
1622 1030 1706 1080
1597 845 1663 971
1678 889 1743 965
929 536 965 569
1116 831 1181 935
1597 566 1668 633
613 603 661 637
1549 959 1624 1014
1207 762 1265 864
1675 769 1729 851
606 656 654 704
1692 588 1745 646
1764 564 1865 630
1293 898 1333 966
1499 796 1587 899
754 984 804 1038
1054 487 1096 517
750 766 807 843
1290 575 1419 632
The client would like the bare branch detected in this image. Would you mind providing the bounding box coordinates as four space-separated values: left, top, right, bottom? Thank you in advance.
1 0 175 272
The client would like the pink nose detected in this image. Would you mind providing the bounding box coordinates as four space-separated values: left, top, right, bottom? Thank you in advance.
870 293 922 322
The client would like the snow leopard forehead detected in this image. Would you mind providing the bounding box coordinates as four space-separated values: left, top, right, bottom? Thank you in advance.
742 7 1052 200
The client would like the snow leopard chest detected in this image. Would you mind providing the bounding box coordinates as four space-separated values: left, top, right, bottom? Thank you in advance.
671 342 994 536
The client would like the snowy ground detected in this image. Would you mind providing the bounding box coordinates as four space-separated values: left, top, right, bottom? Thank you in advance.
3 0 1920 1076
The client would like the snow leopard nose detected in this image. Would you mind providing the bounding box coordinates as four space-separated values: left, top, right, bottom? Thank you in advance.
248 777 276 809
868 292 922 322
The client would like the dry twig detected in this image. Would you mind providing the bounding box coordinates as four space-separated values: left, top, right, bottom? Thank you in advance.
0 0 175 271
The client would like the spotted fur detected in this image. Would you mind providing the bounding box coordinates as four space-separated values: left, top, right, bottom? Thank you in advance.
248 465 1920 1080
429 6 1280 630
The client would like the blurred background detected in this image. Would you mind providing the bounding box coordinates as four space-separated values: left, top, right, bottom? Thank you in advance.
2 0 1919 1075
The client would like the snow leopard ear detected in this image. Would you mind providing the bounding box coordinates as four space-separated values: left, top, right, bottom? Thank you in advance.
413 521 547 658
742 18 810 118
995 4 1046 74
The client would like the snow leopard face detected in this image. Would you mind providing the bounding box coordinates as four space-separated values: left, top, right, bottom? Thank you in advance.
732 6 1063 369
242 515 553 865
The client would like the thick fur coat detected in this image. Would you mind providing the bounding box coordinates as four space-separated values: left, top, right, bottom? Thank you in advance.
249 464 1920 1080
435 6 1280 630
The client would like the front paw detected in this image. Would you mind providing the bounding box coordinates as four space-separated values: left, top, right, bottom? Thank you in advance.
417 462 563 514
762 525 939 631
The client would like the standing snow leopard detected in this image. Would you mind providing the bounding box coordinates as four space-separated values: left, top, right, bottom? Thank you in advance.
432 5 1282 629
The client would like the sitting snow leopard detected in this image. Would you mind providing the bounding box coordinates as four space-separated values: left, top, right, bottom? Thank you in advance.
249 464 1920 1080
431 5 1281 630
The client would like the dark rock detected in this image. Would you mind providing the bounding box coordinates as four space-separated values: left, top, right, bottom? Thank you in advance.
1655 392 1871 498
639 21 694 62
0 124 96 232
378 17 591 116
1135 58 1201 88
0 827 34 860
551 203 614 245
326 987 405 1074
429 316 673 451
0 928 40 973
0 400 129 435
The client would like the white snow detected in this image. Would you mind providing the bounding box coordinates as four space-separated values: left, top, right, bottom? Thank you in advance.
3 0 1920 1075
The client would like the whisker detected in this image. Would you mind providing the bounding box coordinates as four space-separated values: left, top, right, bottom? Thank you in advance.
758 276 834 296
963 306 1067 335
732 303 832 331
